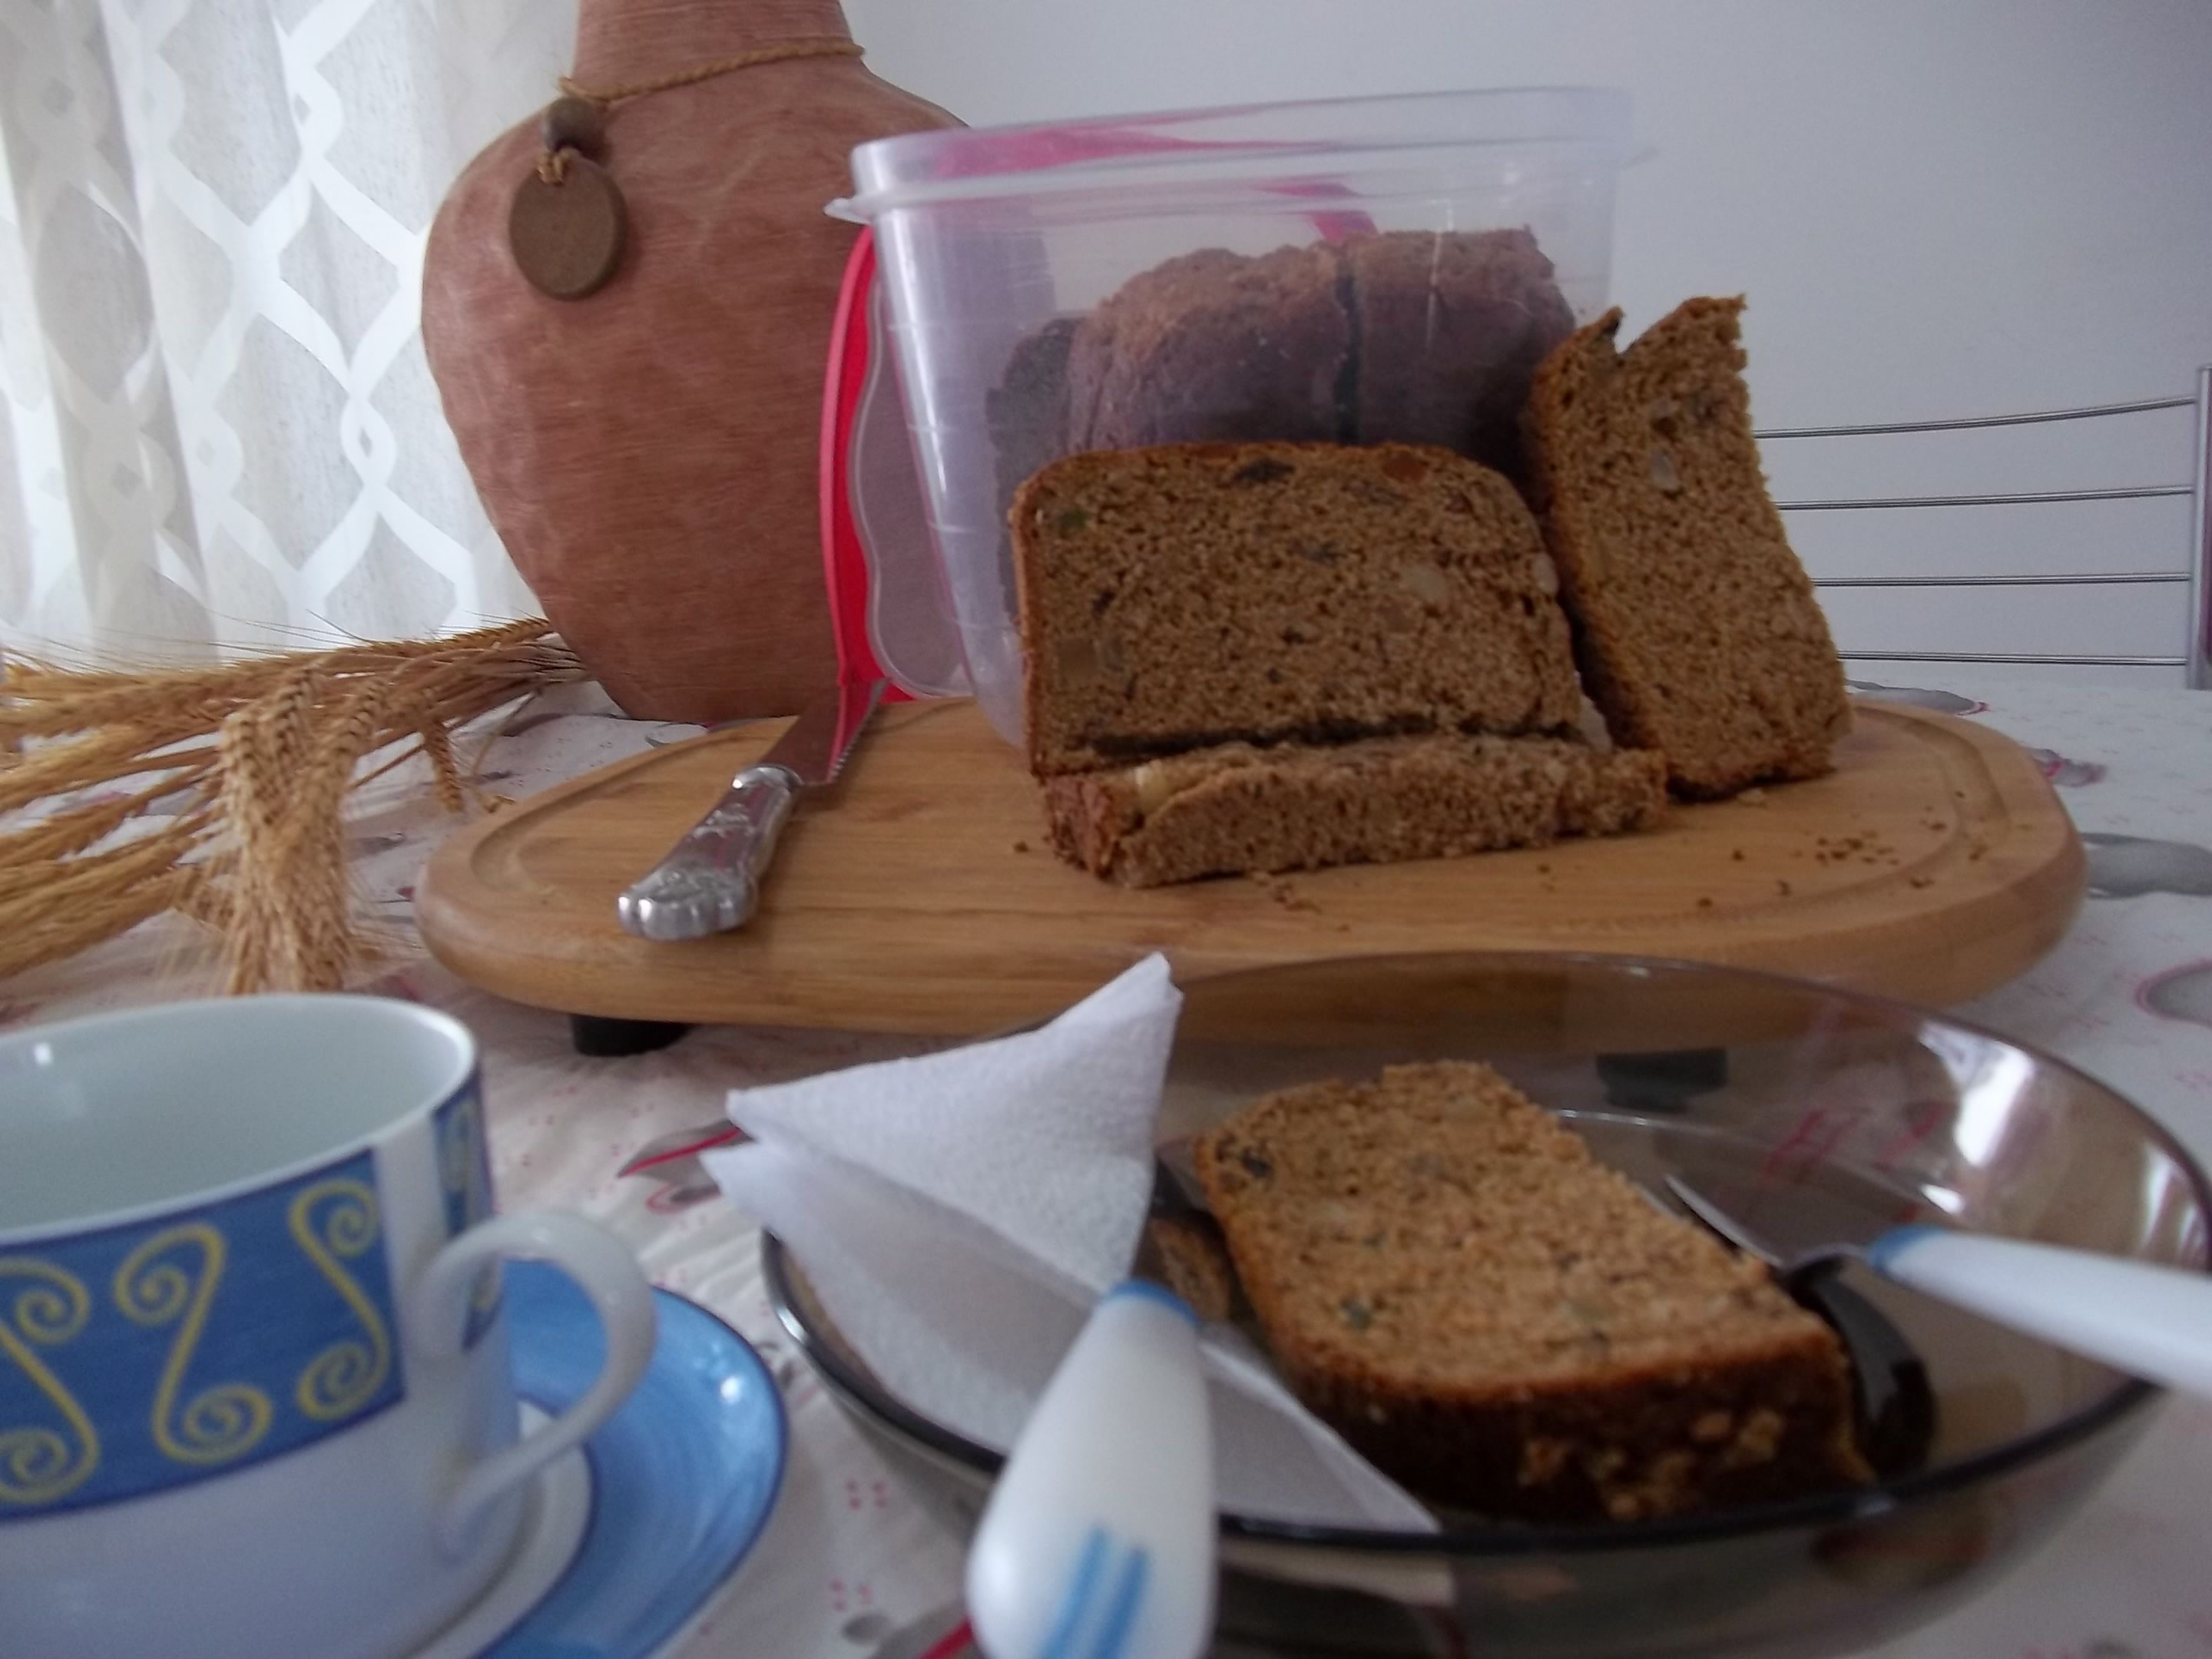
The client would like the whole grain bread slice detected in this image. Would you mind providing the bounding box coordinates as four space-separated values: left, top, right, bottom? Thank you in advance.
1191 1061 1872 1523
1015 442 1583 777
1524 298 1851 798
1045 731 1664 886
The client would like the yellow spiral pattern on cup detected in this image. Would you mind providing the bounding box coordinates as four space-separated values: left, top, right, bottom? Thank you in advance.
0 1260 100 1505
287 1181 392 1422
113 1226 273 1468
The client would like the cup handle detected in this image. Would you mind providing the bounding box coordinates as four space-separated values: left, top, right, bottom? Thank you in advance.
406 1210 657 1555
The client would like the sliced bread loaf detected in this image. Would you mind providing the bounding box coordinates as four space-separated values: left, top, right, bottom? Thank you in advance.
1045 732 1664 886
1345 228 1575 483
998 230 1575 489
1063 244 1349 452
1524 297 1850 798
1192 1061 1873 1523
1014 442 1583 777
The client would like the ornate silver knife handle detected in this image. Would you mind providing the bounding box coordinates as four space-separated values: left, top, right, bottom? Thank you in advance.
617 765 798 942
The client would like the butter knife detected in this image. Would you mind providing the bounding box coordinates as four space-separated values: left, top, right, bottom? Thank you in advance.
617 677 886 942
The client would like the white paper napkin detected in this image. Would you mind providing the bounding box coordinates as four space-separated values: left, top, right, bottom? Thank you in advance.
702 954 1435 1531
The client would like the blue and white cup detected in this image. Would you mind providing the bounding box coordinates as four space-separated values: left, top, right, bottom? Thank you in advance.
0 995 659 1659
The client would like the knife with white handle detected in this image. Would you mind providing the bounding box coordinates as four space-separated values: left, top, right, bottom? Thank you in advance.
618 677 885 942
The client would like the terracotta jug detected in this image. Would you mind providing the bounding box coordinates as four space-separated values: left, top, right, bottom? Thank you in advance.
422 0 958 721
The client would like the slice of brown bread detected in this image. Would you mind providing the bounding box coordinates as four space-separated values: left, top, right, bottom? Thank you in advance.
1045 732 1664 886
1192 1061 1873 1524
1064 245 1349 452
1524 297 1851 798
1345 228 1575 483
986 315 1080 527
1134 1211 1242 1325
1015 442 1583 777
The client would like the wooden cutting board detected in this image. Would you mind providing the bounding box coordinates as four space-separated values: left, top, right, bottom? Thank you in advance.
415 698 2084 1034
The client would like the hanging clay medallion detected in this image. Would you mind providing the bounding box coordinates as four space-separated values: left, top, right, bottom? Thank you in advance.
510 96 628 300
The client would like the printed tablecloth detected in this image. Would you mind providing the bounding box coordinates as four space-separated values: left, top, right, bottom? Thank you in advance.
8 671 2210 1659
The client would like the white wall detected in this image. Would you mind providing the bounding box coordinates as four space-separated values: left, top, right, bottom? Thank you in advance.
845 0 2212 684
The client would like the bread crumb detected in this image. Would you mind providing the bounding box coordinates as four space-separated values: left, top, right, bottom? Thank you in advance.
1696 896 1715 909
1737 787 1769 805
1730 849 1745 862
1777 879 1793 896
1256 874 1321 913
1012 839 1030 853
1909 875 1934 889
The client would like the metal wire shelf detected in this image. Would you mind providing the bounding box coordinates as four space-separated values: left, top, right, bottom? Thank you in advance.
1753 371 2209 687
1757 393 2194 440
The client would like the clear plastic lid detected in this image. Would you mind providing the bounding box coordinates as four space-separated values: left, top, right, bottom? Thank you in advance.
835 87 1633 220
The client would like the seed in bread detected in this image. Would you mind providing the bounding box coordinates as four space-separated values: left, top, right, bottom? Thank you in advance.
1192 1061 1873 1523
1524 297 1851 798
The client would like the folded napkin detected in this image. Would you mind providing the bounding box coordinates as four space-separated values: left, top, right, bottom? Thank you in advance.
703 955 1435 1531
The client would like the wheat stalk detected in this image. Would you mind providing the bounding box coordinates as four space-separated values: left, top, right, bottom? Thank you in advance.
0 620 583 990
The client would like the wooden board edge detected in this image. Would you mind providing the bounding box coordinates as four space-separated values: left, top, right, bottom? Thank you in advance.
414 700 2088 1032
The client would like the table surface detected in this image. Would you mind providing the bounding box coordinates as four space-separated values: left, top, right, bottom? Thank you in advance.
11 669 2211 1659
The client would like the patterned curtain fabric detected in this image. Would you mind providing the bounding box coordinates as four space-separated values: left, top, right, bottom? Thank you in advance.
0 0 575 660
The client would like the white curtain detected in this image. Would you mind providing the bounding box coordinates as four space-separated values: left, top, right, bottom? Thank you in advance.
0 0 579 661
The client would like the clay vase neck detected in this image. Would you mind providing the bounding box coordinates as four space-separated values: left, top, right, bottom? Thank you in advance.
573 0 853 89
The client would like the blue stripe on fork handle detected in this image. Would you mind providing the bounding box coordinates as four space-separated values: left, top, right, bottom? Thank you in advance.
1037 1527 1110 1657
1087 1541 1151 1659
1031 1526 1152 1659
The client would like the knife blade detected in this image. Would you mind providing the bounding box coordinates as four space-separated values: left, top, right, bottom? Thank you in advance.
617 677 886 941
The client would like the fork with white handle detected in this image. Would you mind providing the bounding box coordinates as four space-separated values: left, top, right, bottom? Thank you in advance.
965 1281 1215 1659
1669 1177 2212 1398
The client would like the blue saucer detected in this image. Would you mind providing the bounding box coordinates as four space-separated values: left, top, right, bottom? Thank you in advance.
478 1260 786 1659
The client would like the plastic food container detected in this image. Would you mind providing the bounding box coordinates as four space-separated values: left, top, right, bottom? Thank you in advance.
829 87 1637 746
